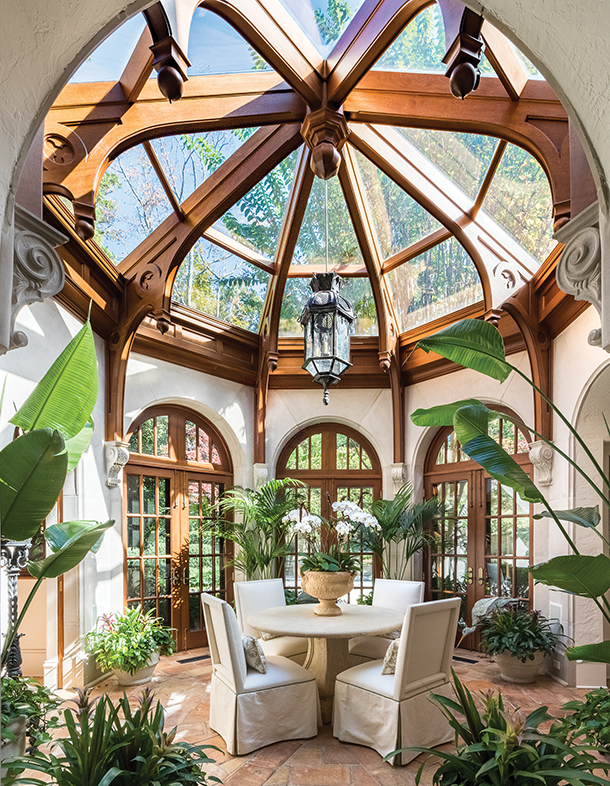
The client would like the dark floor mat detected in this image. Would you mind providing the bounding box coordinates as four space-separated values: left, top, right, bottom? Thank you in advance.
177 654 211 664
452 655 478 664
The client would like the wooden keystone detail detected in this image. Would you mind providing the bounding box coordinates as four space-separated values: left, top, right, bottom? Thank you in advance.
301 106 350 180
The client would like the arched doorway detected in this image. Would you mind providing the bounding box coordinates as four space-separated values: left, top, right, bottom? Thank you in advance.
125 405 233 651
424 412 533 645
276 424 382 601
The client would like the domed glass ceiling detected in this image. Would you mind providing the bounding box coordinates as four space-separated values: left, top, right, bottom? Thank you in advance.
70 0 556 338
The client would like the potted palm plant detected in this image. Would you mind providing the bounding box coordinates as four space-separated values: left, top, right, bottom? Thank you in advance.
480 605 560 683
364 482 440 580
86 607 175 686
284 500 380 616
212 478 305 580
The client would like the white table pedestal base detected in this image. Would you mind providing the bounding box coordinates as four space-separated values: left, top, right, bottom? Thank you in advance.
303 637 351 724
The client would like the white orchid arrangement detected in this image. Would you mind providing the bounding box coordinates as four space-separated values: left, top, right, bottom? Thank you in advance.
283 500 380 573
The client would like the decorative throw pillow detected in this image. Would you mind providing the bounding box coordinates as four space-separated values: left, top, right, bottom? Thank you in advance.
259 631 278 641
242 634 267 673
381 639 400 675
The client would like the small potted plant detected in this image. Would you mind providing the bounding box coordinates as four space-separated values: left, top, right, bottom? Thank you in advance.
283 500 380 616
1 676 61 779
481 605 560 684
556 688 610 755
86 607 175 686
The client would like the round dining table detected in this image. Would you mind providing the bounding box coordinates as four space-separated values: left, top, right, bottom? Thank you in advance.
248 604 405 724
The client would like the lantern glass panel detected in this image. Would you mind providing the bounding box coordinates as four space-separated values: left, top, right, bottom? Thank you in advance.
314 312 335 358
337 314 350 362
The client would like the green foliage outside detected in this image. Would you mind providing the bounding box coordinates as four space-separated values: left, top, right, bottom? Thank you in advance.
9 687 220 786
394 671 610 785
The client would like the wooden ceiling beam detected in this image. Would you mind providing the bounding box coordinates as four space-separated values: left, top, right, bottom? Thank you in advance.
202 226 275 274
383 227 452 273
142 140 185 221
200 0 323 107
119 25 155 104
326 0 431 107
286 264 368 277
481 21 529 101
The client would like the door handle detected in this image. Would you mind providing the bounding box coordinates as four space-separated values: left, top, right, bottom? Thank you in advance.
478 567 485 586
467 566 473 585
182 567 189 586
172 566 181 588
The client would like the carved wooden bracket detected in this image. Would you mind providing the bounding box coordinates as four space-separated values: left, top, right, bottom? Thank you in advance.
150 36 191 102
301 106 349 180
7 205 67 353
437 0 484 99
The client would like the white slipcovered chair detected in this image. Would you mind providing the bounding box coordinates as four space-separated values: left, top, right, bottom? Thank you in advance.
201 592 320 755
234 578 308 664
348 579 425 662
334 597 461 765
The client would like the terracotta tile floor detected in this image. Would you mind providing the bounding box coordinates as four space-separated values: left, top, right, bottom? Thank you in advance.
87 649 587 786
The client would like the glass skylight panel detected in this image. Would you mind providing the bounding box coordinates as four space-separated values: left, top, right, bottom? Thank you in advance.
509 43 545 80
279 276 378 336
278 0 366 56
374 4 446 72
95 145 173 263
70 14 146 83
150 130 257 204
172 238 270 332
396 129 499 203
292 175 363 267
188 9 273 75
354 150 442 259
386 237 483 333
212 150 299 260
481 143 555 261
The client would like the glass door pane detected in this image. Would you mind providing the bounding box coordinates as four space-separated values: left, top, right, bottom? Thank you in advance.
125 473 173 628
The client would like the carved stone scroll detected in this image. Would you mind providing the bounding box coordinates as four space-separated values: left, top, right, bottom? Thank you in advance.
253 463 269 489
8 205 67 352
104 441 130 488
390 462 408 492
529 440 554 487
555 202 602 347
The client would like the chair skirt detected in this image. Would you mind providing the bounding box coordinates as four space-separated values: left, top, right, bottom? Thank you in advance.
210 671 320 755
333 680 453 765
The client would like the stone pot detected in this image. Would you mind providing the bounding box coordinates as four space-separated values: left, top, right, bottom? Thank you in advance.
1 716 27 779
494 649 544 684
114 650 160 686
300 570 355 616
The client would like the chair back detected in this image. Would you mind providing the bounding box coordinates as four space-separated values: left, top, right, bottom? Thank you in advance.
234 578 286 637
372 579 424 612
201 592 247 692
392 597 461 701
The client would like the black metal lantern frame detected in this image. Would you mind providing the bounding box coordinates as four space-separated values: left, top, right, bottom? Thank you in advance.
300 272 355 404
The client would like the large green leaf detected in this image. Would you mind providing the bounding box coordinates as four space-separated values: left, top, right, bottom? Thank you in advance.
530 554 610 598
11 320 98 440
416 319 511 382
65 416 94 473
460 434 543 503
44 518 105 554
411 399 484 428
453 403 498 446
533 507 600 529
28 519 114 579
0 428 67 540
566 640 610 664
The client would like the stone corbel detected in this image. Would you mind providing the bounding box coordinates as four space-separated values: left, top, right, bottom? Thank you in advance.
253 463 269 489
390 463 408 492
104 441 130 488
528 440 554 487
555 202 602 348
6 204 67 353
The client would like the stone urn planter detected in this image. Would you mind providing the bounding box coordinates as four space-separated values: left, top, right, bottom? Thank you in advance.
0 716 27 779
494 650 544 684
114 650 160 686
300 570 355 616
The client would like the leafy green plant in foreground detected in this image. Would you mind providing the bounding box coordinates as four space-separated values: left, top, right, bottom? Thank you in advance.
410 318 610 665
1 676 61 748
392 671 610 785
480 606 560 662
10 687 220 786
556 688 610 754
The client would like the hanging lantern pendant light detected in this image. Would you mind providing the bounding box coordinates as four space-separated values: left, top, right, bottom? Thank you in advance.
300 272 355 405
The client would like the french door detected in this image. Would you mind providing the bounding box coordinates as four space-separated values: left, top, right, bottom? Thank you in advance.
424 421 533 648
277 424 382 600
124 406 233 651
